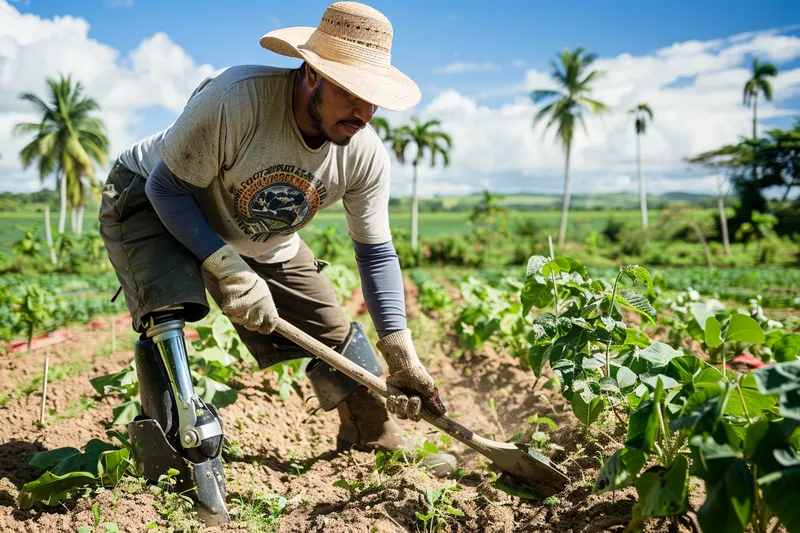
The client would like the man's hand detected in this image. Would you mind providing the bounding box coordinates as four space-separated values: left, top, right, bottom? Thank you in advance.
202 244 278 334
376 329 446 421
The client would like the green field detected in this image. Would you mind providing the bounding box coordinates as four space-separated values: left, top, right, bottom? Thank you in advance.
0 205 673 254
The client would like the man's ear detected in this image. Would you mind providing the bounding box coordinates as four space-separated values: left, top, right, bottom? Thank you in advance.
305 63 320 87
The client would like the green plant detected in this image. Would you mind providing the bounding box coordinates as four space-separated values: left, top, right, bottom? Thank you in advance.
11 283 53 351
414 485 464 533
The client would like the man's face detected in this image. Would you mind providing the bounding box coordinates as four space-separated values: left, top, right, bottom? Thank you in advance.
307 75 376 147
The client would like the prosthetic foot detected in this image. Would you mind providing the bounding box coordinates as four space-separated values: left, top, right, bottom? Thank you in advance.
307 323 458 478
128 308 229 525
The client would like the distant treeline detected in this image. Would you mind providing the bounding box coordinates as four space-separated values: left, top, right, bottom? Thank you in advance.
0 188 717 214
385 192 718 213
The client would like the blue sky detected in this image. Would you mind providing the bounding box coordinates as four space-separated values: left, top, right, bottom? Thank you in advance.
2 0 800 196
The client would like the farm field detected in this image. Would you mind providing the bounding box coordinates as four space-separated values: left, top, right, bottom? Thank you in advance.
0 256 797 532
0 205 675 255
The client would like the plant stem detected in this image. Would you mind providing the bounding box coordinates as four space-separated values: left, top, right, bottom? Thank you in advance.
40 356 49 426
604 270 625 377
655 397 672 464
548 236 560 318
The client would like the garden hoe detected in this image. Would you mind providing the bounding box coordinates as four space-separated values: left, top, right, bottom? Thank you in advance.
276 319 571 499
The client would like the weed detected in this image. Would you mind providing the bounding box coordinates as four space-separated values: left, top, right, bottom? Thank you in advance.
414 485 465 533
228 492 286 532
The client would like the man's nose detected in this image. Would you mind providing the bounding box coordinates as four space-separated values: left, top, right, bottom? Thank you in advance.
353 99 376 124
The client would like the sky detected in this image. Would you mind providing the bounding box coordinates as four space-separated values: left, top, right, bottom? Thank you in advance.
1 0 799 198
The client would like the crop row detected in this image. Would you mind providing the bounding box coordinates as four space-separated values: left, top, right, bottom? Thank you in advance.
413 258 799 533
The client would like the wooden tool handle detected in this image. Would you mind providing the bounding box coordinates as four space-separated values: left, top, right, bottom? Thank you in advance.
276 319 496 454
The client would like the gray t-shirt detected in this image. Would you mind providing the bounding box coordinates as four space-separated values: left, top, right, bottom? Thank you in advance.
118 65 392 263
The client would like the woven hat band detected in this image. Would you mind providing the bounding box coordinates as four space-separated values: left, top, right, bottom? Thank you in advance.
302 30 391 71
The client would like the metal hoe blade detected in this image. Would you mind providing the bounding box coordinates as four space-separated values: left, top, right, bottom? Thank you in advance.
275 319 570 498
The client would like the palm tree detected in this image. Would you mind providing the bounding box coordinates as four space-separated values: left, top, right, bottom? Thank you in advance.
531 47 609 248
391 117 452 250
14 74 108 237
628 103 654 230
369 116 392 142
743 58 778 140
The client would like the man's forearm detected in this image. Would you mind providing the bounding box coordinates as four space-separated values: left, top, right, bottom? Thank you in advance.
352 240 407 338
144 158 226 262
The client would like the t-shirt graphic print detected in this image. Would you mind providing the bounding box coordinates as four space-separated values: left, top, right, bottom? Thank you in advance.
234 164 328 241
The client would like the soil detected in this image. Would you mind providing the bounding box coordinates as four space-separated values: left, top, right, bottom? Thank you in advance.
0 281 780 533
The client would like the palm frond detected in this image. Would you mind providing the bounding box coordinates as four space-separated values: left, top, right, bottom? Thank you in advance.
531 90 563 104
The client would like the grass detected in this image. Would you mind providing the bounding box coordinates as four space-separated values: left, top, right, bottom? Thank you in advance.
0 204 680 254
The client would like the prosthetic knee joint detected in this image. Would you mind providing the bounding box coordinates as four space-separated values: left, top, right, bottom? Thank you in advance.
128 306 229 524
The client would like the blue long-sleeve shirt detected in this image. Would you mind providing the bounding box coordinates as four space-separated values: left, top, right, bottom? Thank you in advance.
144 159 406 337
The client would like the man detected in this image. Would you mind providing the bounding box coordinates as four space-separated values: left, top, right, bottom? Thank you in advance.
99 0 448 470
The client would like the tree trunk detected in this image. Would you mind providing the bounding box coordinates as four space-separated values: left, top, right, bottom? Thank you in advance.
557 143 573 248
76 204 84 237
44 206 57 265
57 173 67 235
70 208 77 233
752 93 758 141
637 132 648 230
411 163 419 250
693 224 713 267
717 195 730 256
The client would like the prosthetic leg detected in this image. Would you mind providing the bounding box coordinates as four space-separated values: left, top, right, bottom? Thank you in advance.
128 307 229 524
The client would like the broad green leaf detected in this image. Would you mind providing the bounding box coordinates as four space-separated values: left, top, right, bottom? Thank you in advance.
112 400 141 426
704 317 723 348
572 389 605 427
724 314 765 345
666 355 709 384
17 470 97 509
28 447 81 472
782 388 800 421
581 356 605 370
97 449 130 486
616 366 637 392
532 313 557 340
759 466 800 532
689 300 727 330
642 374 680 390
695 457 752 533
521 277 553 315
752 360 800 396
615 290 657 325
622 328 651 349
525 255 549 277
724 374 777 420
527 344 550 378
33 439 117 477
195 376 237 408
745 420 799 473
423 441 439 454
633 455 689 518
593 447 647 493
598 377 620 394
622 266 655 297
626 400 660 453
629 342 683 374
89 367 138 398
772 334 800 362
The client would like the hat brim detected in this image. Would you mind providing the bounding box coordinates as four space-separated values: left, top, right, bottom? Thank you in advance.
260 27 421 112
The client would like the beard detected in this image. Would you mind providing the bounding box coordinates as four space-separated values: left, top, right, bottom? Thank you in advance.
307 80 355 147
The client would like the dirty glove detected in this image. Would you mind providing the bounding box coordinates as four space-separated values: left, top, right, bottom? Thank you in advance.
376 329 446 421
201 244 278 334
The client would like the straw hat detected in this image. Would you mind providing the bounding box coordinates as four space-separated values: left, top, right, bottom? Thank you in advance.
259 2 421 111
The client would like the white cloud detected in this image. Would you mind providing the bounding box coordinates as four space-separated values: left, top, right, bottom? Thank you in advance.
383 28 800 197
433 61 501 75
0 0 214 192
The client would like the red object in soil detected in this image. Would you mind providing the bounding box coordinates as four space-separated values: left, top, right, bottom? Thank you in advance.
8 329 71 354
731 354 767 369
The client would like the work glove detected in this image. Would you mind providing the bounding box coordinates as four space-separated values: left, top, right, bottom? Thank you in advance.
376 329 446 421
201 244 278 335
